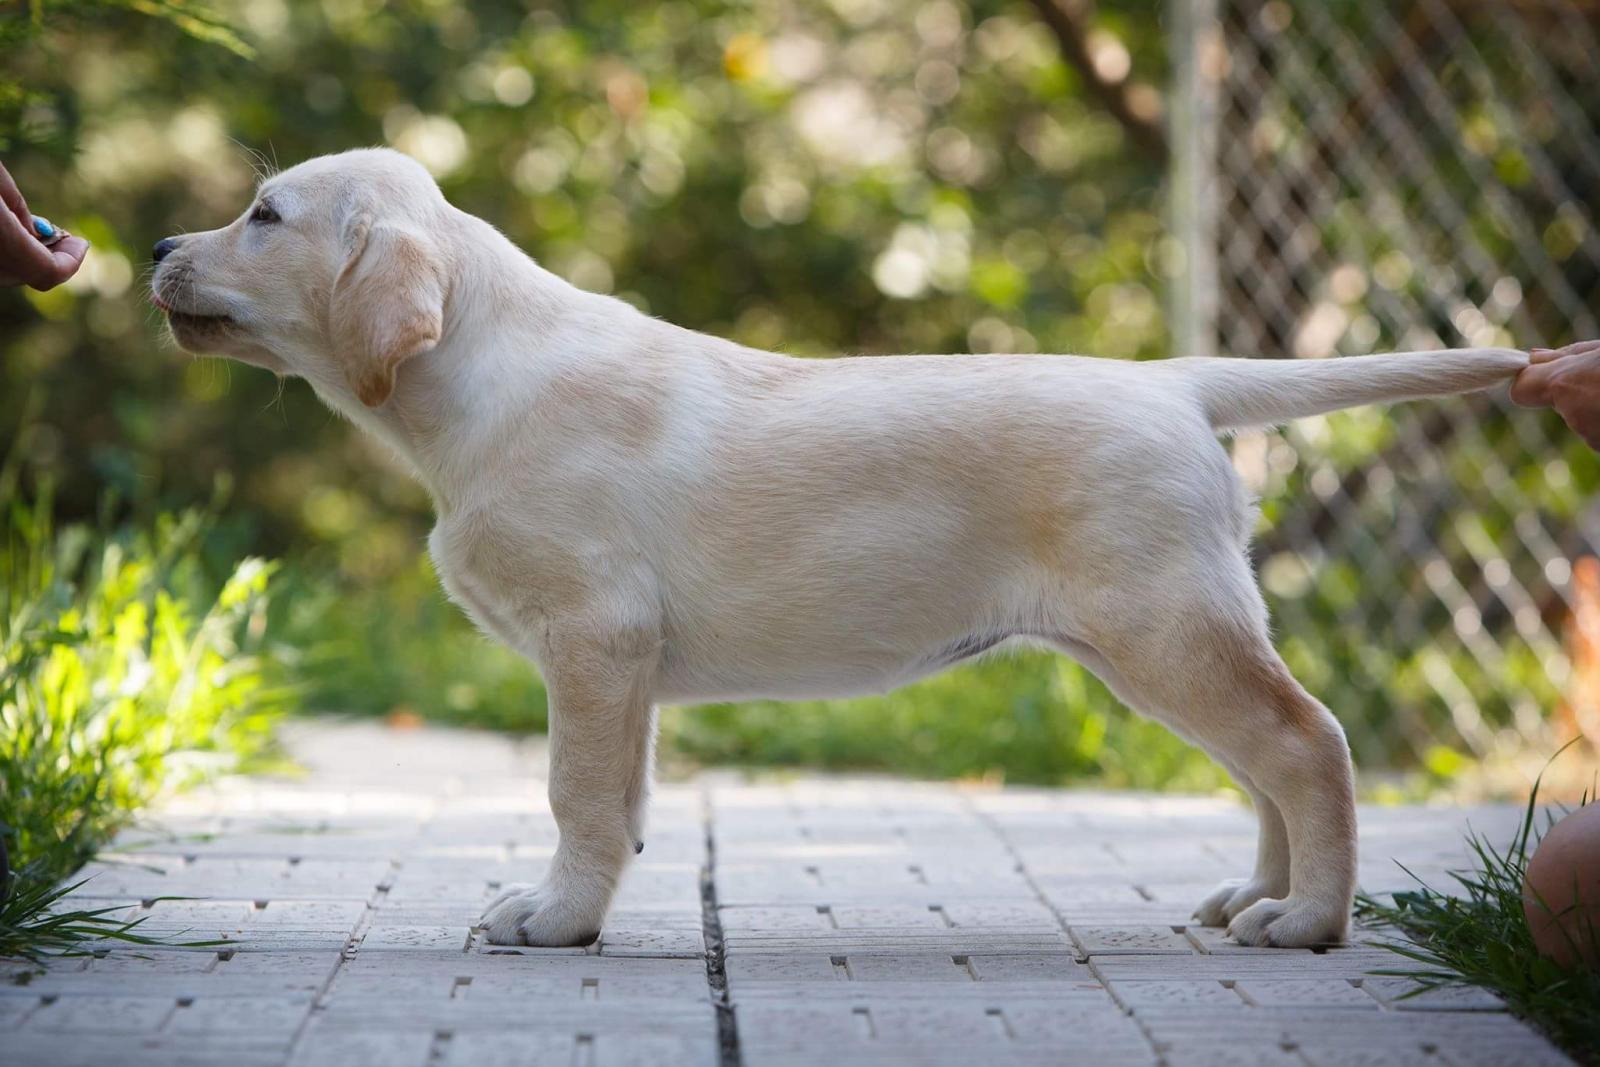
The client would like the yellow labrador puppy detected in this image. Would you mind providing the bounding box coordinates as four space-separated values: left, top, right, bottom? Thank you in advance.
151 148 1530 948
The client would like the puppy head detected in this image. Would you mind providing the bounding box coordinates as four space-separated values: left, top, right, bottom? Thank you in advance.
151 148 449 408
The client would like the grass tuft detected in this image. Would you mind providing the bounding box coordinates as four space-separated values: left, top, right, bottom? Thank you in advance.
0 869 226 964
1 497 290 964
1355 753 1600 1065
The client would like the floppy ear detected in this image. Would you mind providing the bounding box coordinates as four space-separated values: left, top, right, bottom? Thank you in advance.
330 213 446 407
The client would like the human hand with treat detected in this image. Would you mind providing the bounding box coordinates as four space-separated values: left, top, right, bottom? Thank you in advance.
0 160 90 290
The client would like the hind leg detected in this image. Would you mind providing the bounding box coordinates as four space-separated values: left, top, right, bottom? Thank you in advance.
1049 632 1292 928
1221 690 1356 947
1073 557 1357 947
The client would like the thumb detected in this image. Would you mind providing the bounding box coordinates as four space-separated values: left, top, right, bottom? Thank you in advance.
1510 361 1558 408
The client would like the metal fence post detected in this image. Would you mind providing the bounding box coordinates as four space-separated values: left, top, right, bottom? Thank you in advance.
1168 0 1221 360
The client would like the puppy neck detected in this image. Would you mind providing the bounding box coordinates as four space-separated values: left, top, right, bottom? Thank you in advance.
338 210 600 507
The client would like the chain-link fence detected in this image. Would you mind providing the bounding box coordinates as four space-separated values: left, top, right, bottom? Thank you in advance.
1169 0 1600 777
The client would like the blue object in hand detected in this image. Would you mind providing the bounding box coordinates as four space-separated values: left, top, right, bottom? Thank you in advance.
32 216 56 241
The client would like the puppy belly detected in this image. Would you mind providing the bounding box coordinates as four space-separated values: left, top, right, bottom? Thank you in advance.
656 658 920 705
653 631 1023 705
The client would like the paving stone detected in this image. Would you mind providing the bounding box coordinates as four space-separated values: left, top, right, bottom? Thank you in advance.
88 930 356 953
314 996 717 1034
5 944 333 995
0 994 41 1027
730 980 1112 1005
1183 925 1315 956
734 999 1154 1064
1071 925 1196 956
742 1053 1153 1067
595 925 706 957
937 900 1063 927
1051 902 1199 925
830 953 980 982
117 827 418 860
166 993 315 1033
719 905 834 933
367 903 482 926
1360 976 1506 1011
65 857 393 901
723 928 1072 955
824 904 958 929
997 997 1158 1040
1089 951 1401 981
5 1032 291 1067
214 949 346 978
1161 1047 1305 1067
24 994 178 1032
250 900 369 928
1233 978 1377 1009
339 951 709 986
1105 979 1243 1009
1133 1005 1567 1059
963 954 1096 983
112 899 254 925
459 968 711 1000
1297 1047 1439 1067
288 1027 434 1067
1434 1035 1579 1067
725 952 843 983
440 1030 719 1067
359 925 472 950
80 949 223 974
13 971 328 1000
326 973 457 1001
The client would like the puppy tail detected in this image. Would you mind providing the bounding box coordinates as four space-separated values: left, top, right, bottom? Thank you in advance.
1178 347 1528 431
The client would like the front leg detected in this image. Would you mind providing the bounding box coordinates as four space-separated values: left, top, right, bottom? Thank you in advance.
481 625 659 946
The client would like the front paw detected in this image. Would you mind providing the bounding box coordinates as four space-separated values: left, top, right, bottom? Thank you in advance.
1193 877 1283 927
479 882 603 947
1226 895 1350 948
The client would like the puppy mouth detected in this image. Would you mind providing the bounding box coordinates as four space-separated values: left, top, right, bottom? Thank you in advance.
151 291 235 329
167 309 235 329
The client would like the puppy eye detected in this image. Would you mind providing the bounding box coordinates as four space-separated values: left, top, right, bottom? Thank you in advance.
250 202 280 225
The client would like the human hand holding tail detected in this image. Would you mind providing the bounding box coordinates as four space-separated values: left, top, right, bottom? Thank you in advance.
1512 340 1600 450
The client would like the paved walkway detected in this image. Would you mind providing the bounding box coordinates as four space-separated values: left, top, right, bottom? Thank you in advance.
2 721 1574 1067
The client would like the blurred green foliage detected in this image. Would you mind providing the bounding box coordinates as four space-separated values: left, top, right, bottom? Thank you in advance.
1 493 289 956
276 555 550 733
667 650 1229 790
1 0 1214 787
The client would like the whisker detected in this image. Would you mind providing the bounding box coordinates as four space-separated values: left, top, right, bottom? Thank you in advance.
229 138 275 186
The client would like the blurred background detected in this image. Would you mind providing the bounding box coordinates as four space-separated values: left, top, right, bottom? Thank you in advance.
2 0 1596 798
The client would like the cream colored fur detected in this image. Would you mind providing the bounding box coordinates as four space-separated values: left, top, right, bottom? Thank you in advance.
151 149 1531 949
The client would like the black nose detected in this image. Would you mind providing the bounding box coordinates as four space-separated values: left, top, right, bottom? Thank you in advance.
152 237 180 263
